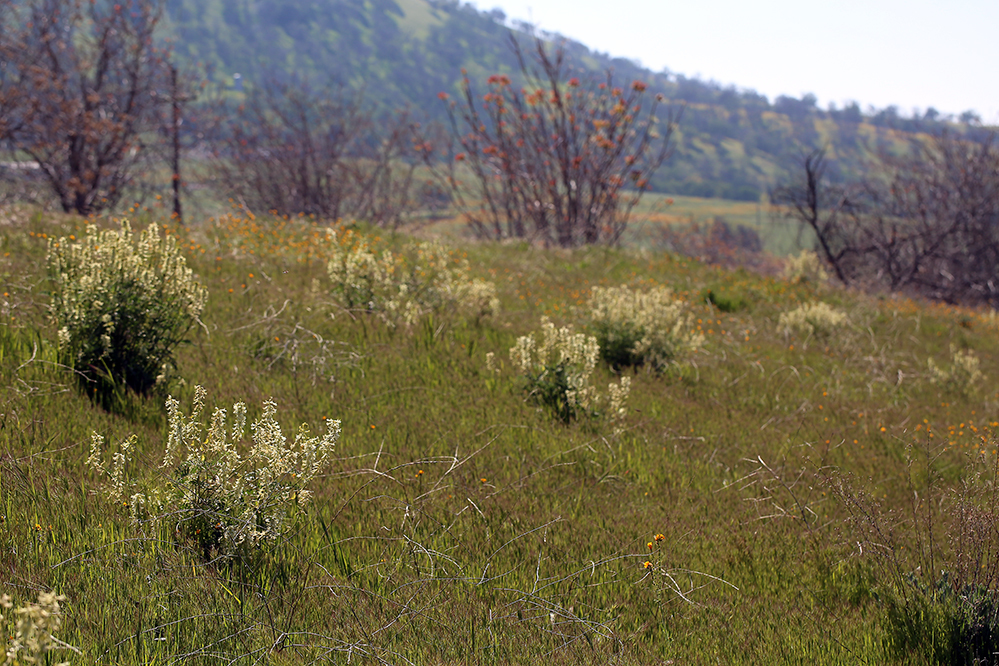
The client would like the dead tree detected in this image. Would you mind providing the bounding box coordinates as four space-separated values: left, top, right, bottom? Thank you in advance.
0 0 176 215
773 133 999 306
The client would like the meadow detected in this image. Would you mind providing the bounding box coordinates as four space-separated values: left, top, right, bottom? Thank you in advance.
1 202 998 664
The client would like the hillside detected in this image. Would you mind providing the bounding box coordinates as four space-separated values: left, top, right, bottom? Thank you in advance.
162 0 985 201
3 205 999 662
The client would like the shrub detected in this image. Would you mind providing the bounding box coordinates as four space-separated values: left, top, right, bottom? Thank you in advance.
87 385 341 562
587 285 703 371
436 36 675 247
508 317 630 424
833 444 999 664
1 590 74 665
326 228 498 327
928 344 984 393
782 250 829 284
47 221 208 408
778 301 846 339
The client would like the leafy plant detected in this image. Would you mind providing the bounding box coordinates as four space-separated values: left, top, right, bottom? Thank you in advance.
782 249 829 285
587 284 703 371
87 385 341 562
508 316 630 424
47 221 208 409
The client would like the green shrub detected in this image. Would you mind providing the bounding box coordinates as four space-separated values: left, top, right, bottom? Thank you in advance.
704 287 748 313
87 385 341 562
47 221 207 409
508 317 630 424
587 284 703 371
326 228 498 327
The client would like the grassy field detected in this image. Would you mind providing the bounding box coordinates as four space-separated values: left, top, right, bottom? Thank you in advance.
409 191 804 257
1 203 998 664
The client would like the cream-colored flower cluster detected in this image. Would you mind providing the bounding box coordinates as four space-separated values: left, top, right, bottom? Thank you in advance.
88 386 341 559
1 591 74 665
778 301 847 338
510 317 630 422
47 221 208 396
783 250 829 284
929 344 984 391
326 229 498 327
588 285 703 370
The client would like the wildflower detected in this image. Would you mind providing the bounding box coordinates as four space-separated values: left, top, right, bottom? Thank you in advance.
90 387 341 560
47 221 207 403
1 591 73 665
778 302 847 339
588 285 702 371
643 561 653 570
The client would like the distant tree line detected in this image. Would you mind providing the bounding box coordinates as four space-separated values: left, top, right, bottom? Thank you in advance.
158 0 986 203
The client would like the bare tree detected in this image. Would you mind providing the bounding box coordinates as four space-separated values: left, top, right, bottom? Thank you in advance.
435 34 677 247
773 133 999 306
0 0 176 215
213 78 422 227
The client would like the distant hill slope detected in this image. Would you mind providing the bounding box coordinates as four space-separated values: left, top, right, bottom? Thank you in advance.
162 0 986 201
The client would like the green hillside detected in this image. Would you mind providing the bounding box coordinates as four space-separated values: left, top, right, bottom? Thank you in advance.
3 205 999 663
162 0 984 201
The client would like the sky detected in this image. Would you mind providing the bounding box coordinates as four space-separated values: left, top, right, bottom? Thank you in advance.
479 0 999 123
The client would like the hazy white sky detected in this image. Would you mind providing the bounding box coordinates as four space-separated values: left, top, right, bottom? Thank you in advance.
480 0 999 123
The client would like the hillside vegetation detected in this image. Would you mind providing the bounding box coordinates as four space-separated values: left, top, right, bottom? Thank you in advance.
161 0 989 202
2 204 999 663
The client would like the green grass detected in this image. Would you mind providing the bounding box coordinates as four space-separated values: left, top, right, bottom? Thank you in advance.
1 205 998 663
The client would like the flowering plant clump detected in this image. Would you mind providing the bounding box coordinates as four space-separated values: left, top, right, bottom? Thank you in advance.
87 385 341 561
783 250 829 284
47 221 208 407
326 228 498 327
1 591 75 665
587 284 703 371
509 317 630 424
778 301 847 339
928 344 984 393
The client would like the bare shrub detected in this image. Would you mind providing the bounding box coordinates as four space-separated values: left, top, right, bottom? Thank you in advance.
436 34 676 247
0 0 178 215
773 133 999 306
213 78 422 227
